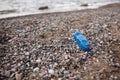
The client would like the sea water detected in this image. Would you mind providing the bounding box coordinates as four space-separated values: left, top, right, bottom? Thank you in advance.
0 0 120 18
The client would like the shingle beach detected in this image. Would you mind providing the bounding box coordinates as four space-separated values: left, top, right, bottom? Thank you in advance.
0 3 120 80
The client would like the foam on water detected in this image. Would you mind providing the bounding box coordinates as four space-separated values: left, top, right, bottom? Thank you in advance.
0 0 120 19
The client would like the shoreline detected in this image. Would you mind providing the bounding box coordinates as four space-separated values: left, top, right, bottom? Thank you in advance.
0 2 120 19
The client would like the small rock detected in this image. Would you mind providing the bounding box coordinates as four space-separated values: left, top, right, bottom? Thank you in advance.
63 70 69 74
0 53 5 57
61 67 65 71
18 63 21 67
102 24 107 28
65 55 69 59
10 73 15 78
100 41 103 44
54 62 58 66
39 72 46 77
108 33 111 35
53 62 58 68
25 52 30 56
58 78 62 80
39 6 49 10
67 37 71 40
109 50 113 54
0 46 6 57
5 70 10 77
37 45 41 48
11 68 16 72
15 72 22 80
48 69 55 75
81 3 88 6
26 62 30 66
36 58 41 63
14 52 18 56
33 67 39 72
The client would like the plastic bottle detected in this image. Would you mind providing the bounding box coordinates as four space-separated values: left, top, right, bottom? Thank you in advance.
73 31 90 51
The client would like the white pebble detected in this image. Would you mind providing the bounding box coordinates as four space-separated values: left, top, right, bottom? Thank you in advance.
54 62 58 66
102 24 107 28
63 70 69 74
61 67 65 71
18 63 21 67
68 37 71 40
37 45 41 48
36 58 41 63
33 67 39 72
14 52 18 56
65 55 68 59
100 41 103 44
58 78 62 80
48 69 55 75
25 52 30 56
26 62 30 66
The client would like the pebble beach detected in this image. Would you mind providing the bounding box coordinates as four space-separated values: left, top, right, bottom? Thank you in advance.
0 3 120 80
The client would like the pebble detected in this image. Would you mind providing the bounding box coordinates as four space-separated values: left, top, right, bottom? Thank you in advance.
61 67 65 71
100 41 103 44
58 78 62 80
109 50 113 54
10 73 15 78
15 72 22 80
36 58 41 63
39 72 46 77
48 69 55 75
54 62 58 66
25 52 30 56
65 55 69 59
33 67 39 72
0 5 120 80
14 52 18 56
102 24 107 28
11 68 16 72
53 62 58 68
37 45 41 48
5 70 10 77
63 70 69 74
26 62 30 66
18 63 21 67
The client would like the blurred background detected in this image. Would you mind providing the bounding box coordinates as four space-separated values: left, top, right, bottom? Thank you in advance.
0 0 120 18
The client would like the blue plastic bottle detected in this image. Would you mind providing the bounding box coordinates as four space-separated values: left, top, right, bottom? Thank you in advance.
73 31 90 51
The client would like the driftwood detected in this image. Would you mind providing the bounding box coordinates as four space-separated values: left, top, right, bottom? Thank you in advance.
81 4 88 7
38 6 49 10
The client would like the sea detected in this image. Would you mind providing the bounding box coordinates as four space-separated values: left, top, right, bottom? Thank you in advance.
0 0 120 18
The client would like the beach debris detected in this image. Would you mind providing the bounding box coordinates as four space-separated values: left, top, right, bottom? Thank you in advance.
73 31 91 51
38 6 49 10
81 3 88 7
